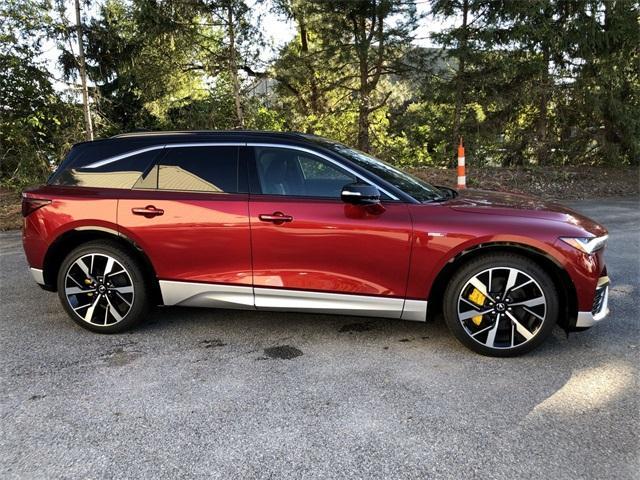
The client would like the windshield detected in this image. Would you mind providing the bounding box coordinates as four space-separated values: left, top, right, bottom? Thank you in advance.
321 142 444 202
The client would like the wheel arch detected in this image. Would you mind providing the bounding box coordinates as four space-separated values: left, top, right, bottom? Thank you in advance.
42 227 162 305
426 242 578 330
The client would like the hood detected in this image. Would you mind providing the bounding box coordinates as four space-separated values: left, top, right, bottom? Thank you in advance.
444 189 607 236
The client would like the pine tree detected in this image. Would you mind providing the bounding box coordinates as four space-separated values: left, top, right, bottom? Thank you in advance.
307 0 419 152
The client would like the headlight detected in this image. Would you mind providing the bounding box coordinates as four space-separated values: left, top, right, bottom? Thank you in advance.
560 235 608 254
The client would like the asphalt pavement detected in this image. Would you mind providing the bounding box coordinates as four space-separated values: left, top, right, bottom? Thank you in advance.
1 198 638 479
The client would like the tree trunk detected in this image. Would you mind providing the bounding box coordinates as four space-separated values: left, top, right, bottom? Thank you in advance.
227 5 244 128
451 0 468 167
299 15 320 116
357 90 370 152
357 48 371 152
74 0 93 141
600 0 622 156
536 46 550 165
356 13 371 153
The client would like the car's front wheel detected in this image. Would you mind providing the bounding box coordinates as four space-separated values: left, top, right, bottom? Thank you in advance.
57 240 150 333
443 253 559 356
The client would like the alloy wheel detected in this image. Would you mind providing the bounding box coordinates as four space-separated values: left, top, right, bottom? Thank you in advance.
64 253 135 326
457 266 547 350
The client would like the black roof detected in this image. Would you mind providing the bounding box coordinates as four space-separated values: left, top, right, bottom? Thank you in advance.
96 130 319 147
61 130 325 162
63 130 329 153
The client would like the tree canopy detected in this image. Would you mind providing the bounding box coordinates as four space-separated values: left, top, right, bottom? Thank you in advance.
1 0 638 188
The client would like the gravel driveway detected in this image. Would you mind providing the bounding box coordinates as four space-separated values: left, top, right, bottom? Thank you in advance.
1 198 638 479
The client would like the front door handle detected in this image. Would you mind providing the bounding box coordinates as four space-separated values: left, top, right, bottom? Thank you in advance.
132 205 164 218
259 212 293 224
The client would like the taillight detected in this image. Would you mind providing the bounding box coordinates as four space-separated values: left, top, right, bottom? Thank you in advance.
21 195 51 217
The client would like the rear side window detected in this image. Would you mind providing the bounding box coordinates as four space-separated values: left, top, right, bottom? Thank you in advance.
50 149 159 189
157 146 239 193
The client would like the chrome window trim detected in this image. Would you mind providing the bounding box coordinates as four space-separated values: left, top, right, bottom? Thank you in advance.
165 142 246 149
82 140 399 200
83 142 244 169
83 145 166 169
247 143 399 201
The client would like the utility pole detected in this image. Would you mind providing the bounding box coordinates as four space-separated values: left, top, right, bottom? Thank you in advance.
74 0 93 141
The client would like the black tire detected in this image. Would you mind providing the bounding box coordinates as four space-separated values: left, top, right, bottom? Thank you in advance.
443 253 558 357
57 240 150 333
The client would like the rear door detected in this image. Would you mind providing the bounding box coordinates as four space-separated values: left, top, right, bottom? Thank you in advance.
117 144 254 308
247 145 413 318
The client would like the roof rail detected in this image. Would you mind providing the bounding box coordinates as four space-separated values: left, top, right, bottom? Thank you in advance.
111 130 306 139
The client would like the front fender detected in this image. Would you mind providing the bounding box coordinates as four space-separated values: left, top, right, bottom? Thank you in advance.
405 207 603 312
405 233 569 297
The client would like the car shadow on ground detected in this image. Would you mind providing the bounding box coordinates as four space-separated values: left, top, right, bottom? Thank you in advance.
135 303 572 358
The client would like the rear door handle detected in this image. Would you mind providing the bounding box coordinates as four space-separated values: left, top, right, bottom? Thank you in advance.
259 212 293 224
132 205 164 218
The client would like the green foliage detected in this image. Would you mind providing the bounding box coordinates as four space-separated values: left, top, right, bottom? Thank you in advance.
0 52 82 189
73 0 220 135
272 0 420 151
427 0 640 166
0 0 83 189
0 0 638 191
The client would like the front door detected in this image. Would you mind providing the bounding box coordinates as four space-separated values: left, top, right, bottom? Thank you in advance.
248 145 413 318
117 144 254 308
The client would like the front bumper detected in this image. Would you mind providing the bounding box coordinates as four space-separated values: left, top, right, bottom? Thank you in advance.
575 275 610 327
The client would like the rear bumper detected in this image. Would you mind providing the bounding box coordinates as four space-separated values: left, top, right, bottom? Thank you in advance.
30 268 45 285
575 275 610 328
29 267 56 291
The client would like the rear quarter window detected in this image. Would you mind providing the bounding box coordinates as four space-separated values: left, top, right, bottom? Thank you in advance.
49 148 160 189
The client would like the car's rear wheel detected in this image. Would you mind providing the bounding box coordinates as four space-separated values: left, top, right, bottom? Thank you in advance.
57 240 149 333
443 253 558 356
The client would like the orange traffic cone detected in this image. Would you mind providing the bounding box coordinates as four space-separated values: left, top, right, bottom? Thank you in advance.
457 138 466 189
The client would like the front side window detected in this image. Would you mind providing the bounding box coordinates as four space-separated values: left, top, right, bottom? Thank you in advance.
157 146 238 193
254 147 355 198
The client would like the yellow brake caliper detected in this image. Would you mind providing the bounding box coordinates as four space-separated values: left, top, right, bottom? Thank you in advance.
467 288 486 326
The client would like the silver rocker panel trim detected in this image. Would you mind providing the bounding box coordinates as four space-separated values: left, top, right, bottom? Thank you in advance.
401 299 428 322
159 280 427 321
30 268 45 285
159 280 255 309
254 287 404 319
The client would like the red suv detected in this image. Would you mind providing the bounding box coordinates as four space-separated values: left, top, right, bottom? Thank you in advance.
22 131 610 356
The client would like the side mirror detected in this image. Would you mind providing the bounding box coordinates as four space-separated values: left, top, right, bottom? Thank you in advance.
341 183 381 205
